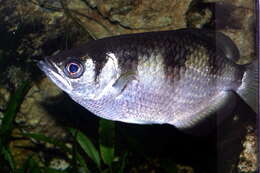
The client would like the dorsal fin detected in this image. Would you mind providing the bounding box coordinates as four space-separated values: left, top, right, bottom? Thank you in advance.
204 30 240 62
188 29 240 62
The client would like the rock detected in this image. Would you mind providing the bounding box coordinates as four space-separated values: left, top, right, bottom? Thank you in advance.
9 129 37 168
176 165 194 173
0 87 10 125
49 158 70 170
16 78 67 139
4 0 193 40
186 4 213 28
202 0 255 9
7 66 31 88
55 0 193 38
238 126 258 173
0 87 10 109
193 2 256 63
96 0 191 29
218 3 255 63
0 0 90 91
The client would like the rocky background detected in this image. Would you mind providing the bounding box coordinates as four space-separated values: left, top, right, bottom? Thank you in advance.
0 0 257 172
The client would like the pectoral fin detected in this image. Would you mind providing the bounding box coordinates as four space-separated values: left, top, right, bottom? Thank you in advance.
112 72 137 97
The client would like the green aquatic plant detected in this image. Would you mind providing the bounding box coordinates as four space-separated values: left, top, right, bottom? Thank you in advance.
22 121 127 173
10 117 127 173
20 132 74 173
69 119 127 173
0 82 30 172
99 119 115 168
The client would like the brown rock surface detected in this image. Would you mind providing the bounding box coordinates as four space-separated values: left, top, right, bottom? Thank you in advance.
202 0 255 9
215 2 256 63
40 0 193 38
16 78 67 139
238 126 258 173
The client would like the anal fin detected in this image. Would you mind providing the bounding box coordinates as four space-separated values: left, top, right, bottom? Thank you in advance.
177 91 238 135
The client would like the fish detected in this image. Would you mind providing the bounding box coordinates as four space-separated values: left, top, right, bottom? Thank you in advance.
37 28 258 132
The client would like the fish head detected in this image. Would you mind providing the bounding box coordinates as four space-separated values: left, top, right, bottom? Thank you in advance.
37 53 98 99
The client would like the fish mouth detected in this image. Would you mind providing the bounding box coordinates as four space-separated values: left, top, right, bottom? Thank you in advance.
37 57 59 77
37 57 73 92
37 57 58 73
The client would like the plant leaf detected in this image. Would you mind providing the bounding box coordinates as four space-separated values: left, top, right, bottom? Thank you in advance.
76 152 90 173
117 152 128 173
0 82 30 136
17 155 41 173
1 146 16 171
21 133 71 153
99 119 115 167
101 168 110 173
160 159 178 173
69 128 101 169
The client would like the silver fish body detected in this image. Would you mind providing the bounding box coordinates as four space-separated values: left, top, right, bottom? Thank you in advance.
37 29 258 130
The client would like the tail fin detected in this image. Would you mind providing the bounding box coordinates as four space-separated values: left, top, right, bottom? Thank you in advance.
237 59 259 112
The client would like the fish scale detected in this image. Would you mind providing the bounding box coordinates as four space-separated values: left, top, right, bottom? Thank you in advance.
37 28 258 131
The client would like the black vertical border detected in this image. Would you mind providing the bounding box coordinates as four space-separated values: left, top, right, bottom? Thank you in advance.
257 0 260 172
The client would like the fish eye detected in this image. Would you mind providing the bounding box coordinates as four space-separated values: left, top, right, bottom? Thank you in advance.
64 59 84 78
